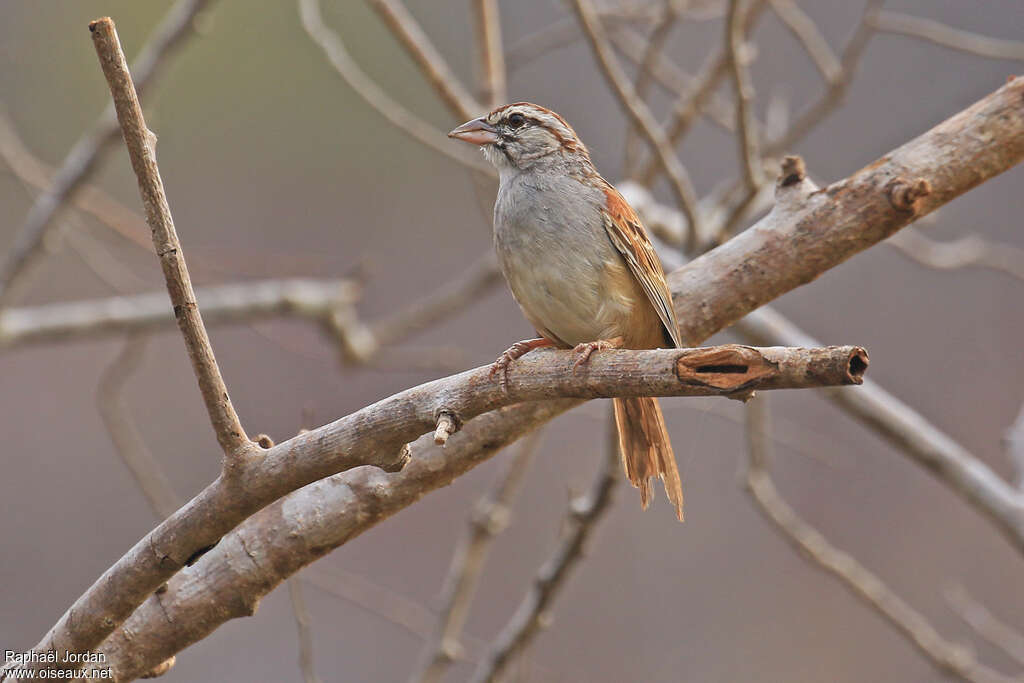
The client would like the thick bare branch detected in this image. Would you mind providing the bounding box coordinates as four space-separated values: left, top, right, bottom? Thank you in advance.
90 17 249 455
670 76 1024 344
94 400 577 682
0 0 212 308
572 0 702 245
13 78 1023 680
744 397 1011 683
870 11 1024 62
412 429 544 683
299 0 493 176
6 343 860 680
367 0 481 119
469 411 620 683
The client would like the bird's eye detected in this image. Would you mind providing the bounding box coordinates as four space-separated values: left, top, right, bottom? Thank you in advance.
507 113 526 129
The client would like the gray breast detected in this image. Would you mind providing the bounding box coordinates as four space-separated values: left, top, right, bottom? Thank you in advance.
492 170 630 345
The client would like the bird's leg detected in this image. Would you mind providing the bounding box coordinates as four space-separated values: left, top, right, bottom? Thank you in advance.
573 336 624 371
489 337 557 389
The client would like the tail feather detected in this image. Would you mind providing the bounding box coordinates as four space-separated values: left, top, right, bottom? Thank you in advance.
613 397 684 521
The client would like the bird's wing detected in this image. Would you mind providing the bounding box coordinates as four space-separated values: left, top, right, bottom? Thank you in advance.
599 182 683 349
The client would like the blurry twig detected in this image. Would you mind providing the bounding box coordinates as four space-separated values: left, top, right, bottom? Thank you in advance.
298 0 493 176
623 1 679 175
1006 404 1024 492
744 397 1010 683
369 252 502 347
472 0 507 107
572 0 702 248
946 585 1024 669
412 429 545 683
0 279 359 348
869 11 1024 62
635 0 767 186
97 336 180 520
727 0 763 190
886 227 1024 282
470 409 619 683
287 578 323 683
0 0 213 309
608 27 735 132
367 0 481 119
764 0 882 156
768 0 841 82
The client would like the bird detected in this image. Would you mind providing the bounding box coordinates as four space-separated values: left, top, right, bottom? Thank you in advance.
449 102 685 521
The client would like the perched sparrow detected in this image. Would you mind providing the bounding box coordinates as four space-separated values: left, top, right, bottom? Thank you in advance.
449 102 684 521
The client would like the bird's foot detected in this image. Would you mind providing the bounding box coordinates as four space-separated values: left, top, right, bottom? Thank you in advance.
489 337 556 390
572 337 624 371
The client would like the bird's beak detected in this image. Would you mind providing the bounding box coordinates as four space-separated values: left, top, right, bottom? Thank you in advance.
448 117 499 145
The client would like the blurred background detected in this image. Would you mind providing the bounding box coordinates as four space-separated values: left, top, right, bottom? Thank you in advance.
1 1 1022 681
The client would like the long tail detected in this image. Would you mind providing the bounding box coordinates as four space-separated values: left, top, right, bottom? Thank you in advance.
612 397 684 521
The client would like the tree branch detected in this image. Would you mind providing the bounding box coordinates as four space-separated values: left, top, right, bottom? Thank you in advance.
743 396 1012 683
471 0 507 107
870 11 1024 62
90 17 250 456
0 278 358 349
571 0 703 245
10 76 1022 681
298 0 493 176
0 0 213 308
411 429 544 683
469 411 619 683
367 0 481 120
735 305 1024 555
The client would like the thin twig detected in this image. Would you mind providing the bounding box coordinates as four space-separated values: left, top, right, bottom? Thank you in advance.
299 0 493 176
607 27 735 133
370 252 502 346
97 336 180 520
412 429 545 683
90 17 250 455
572 0 702 247
765 0 882 155
367 0 481 119
470 408 619 683
287 578 323 683
635 0 768 186
1007 404 1024 492
870 11 1024 62
946 585 1024 668
744 396 1011 683
768 0 841 82
886 227 1024 282
727 0 763 190
623 1 679 175
0 0 212 309
472 0 507 107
